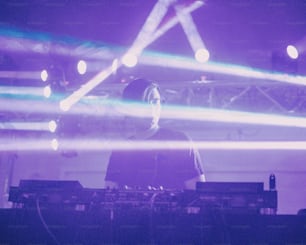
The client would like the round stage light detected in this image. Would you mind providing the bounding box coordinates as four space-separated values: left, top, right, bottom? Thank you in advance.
287 45 299 59
122 53 138 67
48 120 57 133
40 69 48 82
60 100 70 111
51 138 59 151
43 86 52 98
195 48 210 63
77 60 87 74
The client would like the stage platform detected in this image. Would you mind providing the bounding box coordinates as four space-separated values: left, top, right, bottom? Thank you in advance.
1 208 306 245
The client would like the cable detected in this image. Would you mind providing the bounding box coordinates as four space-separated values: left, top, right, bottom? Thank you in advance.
36 197 61 245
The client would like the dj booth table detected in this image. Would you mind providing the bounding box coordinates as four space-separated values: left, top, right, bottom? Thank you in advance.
2 180 305 244
1 208 306 245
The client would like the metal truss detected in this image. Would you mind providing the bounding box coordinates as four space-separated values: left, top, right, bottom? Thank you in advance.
160 78 306 116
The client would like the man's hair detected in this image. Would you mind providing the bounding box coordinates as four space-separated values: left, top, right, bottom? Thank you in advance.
122 78 160 102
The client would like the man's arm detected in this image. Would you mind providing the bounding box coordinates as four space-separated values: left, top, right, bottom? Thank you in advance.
184 141 205 189
104 151 121 189
184 174 205 189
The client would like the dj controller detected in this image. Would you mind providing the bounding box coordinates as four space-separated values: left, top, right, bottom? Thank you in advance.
2 180 306 244
8 179 277 214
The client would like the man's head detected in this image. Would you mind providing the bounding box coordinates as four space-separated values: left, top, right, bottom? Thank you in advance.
122 78 161 132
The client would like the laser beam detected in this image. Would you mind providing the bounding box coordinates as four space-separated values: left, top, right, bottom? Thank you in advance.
1 138 306 151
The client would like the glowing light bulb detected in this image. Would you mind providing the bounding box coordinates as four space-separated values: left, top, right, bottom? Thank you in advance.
77 60 87 74
43 86 52 98
122 53 138 67
41 69 48 82
51 138 59 151
48 120 57 133
195 48 210 63
287 45 299 59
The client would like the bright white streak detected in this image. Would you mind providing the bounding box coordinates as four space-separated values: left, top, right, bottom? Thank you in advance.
115 102 306 128
161 104 306 128
1 138 306 151
142 1 204 50
0 96 109 116
63 1 202 110
174 3 208 61
60 1 203 110
139 54 306 86
0 86 45 96
60 64 115 111
0 122 52 131
127 0 174 56
0 71 41 80
0 138 54 151
121 1 203 67
0 34 115 60
0 97 62 115
3 96 306 129
51 138 59 151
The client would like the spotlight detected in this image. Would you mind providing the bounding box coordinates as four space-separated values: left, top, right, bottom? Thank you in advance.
195 48 210 63
174 3 209 63
60 100 70 111
43 85 52 98
77 60 87 75
59 0 203 110
51 138 59 151
122 53 138 67
112 59 119 74
48 120 57 133
40 69 48 82
60 64 114 110
287 45 299 59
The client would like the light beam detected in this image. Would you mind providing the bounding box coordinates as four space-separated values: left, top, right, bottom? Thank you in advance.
1 137 306 151
139 53 306 85
174 3 209 62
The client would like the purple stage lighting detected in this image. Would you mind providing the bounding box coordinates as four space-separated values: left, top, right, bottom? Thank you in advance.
0 71 41 80
0 86 46 97
77 60 87 75
60 64 115 111
115 101 306 128
40 70 48 82
59 0 203 110
126 0 174 57
51 138 59 151
160 104 306 128
174 3 209 62
195 48 210 63
111 59 119 74
139 52 306 85
43 86 52 98
122 53 138 67
3 138 304 152
0 121 56 132
48 120 57 133
287 45 299 59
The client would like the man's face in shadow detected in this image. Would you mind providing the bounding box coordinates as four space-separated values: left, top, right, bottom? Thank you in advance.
124 87 161 134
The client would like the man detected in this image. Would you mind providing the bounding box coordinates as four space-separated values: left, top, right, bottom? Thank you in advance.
105 78 205 189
